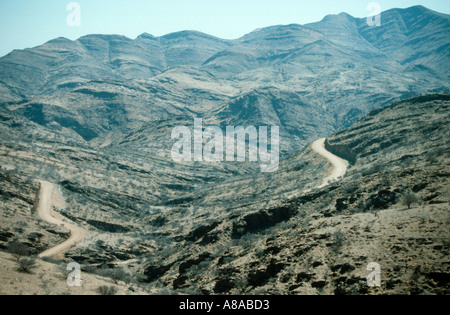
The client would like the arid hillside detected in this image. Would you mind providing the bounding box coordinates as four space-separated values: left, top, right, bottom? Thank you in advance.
1 94 448 295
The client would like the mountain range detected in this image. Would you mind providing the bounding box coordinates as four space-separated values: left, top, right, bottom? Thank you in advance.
0 5 449 295
1 5 449 157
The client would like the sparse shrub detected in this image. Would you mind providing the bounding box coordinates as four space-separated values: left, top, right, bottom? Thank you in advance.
96 240 106 248
13 227 24 234
381 175 392 188
41 257 63 264
134 273 148 283
427 157 438 164
56 263 70 280
98 267 131 284
8 242 29 261
344 183 359 194
82 265 99 274
17 258 38 274
361 164 382 177
403 158 414 168
332 231 347 251
401 192 420 209
435 147 445 157
353 199 367 213
425 151 439 164
155 287 176 295
97 286 119 295
110 268 132 284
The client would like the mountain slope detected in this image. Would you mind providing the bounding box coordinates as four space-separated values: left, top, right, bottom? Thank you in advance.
130 93 449 295
0 6 448 154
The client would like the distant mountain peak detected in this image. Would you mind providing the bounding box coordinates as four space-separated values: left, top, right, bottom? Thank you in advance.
161 30 223 41
77 34 133 42
48 37 72 43
41 37 74 48
137 33 156 40
321 11 356 22
382 5 446 19
398 5 430 13
241 23 313 41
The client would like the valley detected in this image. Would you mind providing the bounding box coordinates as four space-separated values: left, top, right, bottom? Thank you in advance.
0 5 449 295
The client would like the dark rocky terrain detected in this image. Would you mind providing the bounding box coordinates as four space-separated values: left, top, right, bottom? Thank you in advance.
132 94 450 295
0 5 449 295
1 90 448 294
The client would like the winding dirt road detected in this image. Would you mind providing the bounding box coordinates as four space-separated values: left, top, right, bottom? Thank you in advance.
35 138 346 258
311 138 349 188
37 181 88 259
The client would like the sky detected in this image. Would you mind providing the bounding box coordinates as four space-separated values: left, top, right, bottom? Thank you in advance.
0 0 449 57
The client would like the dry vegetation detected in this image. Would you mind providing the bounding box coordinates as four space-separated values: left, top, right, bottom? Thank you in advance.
0 95 449 295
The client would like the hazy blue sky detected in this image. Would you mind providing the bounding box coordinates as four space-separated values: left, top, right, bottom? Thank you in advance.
0 0 449 57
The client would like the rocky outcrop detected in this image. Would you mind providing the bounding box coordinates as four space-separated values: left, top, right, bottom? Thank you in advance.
366 190 398 210
324 139 357 165
85 220 131 233
232 206 297 238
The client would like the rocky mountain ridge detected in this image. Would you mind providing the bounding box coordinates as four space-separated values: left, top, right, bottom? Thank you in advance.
0 6 449 157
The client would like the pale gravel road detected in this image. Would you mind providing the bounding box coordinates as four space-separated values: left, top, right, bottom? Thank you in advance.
311 138 349 188
37 181 88 259
35 139 346 258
